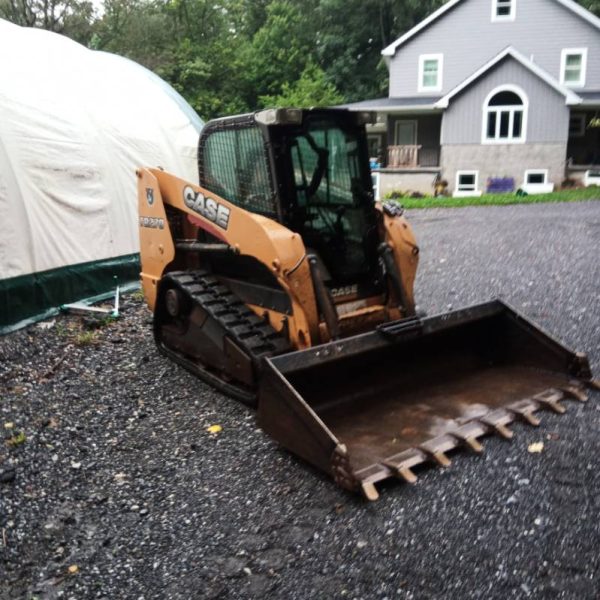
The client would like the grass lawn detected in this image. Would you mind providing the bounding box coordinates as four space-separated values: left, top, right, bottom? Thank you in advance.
394 187 600 209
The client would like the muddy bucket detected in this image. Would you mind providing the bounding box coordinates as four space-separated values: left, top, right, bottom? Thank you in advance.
258 300 596 500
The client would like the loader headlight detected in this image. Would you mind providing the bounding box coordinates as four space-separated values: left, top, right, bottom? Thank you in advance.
255 108 303 126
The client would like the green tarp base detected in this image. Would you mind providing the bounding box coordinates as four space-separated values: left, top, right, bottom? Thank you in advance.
0 254 140 333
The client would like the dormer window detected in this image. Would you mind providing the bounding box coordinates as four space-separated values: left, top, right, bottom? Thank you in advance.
418 54 443 92
561 48 587 87
492 0 516 21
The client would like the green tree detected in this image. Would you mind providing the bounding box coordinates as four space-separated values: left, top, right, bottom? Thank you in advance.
226 0 272 37
578 0 600 14
89 0 254 118
316 0 447 102
159 36 252 118
158 0 254 117
90 0 171 70
247 0 318 98
260 61 343 108
0 0 96 43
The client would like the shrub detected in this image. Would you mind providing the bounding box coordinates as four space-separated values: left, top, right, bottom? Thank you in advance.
383 190 406 200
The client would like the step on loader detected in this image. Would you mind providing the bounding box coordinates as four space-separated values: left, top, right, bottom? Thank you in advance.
137 108 597 500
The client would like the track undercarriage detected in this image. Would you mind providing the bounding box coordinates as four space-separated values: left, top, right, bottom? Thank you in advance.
154 270 289 405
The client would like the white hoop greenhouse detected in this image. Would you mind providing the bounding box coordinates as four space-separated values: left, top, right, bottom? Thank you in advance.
0 19 203 332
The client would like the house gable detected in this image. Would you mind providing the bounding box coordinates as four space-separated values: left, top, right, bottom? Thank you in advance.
386 0 600 97
435 47 581 108
440 53 571 145
383 0 600 56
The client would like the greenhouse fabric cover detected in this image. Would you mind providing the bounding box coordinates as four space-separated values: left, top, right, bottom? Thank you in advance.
0 19 204 331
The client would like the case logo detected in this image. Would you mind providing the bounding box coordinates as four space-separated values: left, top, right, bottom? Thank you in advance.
330 284 358 298
183 186 230 230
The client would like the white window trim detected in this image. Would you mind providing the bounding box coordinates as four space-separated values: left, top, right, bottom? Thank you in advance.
481 84 528 145
524 169 549 184
372 172 381 201
584 170 600 186
560 48 587 88
522 169 554 194
454 170 482 197
569 113 586 138
492 0 516 22
418 54 443 93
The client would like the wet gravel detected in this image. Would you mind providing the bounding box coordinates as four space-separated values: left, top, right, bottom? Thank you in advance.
1 200 599 599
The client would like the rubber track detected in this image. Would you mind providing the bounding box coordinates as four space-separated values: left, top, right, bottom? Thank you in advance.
155 270 290 404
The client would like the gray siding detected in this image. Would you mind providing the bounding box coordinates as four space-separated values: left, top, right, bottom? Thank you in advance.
389 0 600 97
441 57 570 144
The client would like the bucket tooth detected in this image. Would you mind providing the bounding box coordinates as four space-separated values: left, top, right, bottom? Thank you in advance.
588 379 600 391
420 448 451 467
465 437 484 453
540 398 567 414
433 451 452 467
361 481 379 501
535 389 567 414
398 466 418 484
480 417 514 439
518 411 541 427
508 404 541 427
451 432 484 453
493 423 514 439
418 438 453 467
561 385 588 403
382 461 419 484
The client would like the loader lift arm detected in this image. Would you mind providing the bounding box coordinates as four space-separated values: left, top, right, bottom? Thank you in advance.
137 167 320 349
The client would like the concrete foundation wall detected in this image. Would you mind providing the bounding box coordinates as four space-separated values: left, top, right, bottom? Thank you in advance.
440 143 567 193
377 169 440 196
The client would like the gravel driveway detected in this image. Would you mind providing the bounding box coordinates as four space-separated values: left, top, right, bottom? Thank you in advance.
1 201 599 599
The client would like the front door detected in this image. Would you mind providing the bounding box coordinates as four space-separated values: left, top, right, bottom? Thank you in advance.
395 120 417 145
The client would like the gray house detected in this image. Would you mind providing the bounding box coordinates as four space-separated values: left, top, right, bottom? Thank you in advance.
346 0 600 196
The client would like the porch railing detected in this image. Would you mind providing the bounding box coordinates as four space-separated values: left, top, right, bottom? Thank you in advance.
386 145 440 168
387 145 421 168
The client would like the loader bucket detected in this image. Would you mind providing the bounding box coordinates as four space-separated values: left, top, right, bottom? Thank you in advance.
258 300 596 500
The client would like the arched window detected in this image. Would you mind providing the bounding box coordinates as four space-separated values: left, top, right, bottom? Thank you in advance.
483 87 527 143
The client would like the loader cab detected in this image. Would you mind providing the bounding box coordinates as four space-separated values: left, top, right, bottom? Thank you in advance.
198 108 382 295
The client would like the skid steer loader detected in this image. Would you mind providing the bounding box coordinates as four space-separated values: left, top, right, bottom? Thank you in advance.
137 108 597 500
